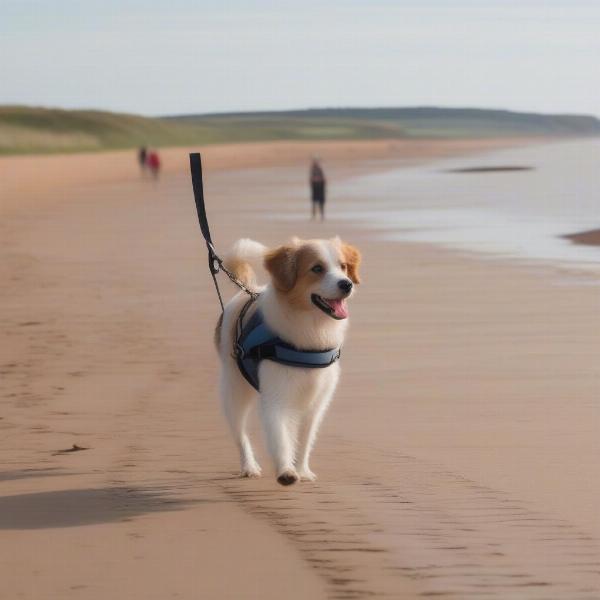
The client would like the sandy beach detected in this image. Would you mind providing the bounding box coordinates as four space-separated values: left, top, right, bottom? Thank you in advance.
1 139 599 599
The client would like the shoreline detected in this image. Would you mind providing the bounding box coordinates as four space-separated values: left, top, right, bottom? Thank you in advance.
326 137 600 276
2 142 599 598
0 137 539 216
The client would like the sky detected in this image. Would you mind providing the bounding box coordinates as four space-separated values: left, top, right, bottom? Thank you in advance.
1 0 599 117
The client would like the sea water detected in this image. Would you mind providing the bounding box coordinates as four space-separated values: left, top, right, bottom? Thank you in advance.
334 139 600 273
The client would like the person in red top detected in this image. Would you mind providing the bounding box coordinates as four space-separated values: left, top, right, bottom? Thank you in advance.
147 150 161 179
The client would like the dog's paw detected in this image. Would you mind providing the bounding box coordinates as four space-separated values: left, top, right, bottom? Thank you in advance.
298 468 317 482
276 469 299 486
240 464 262 478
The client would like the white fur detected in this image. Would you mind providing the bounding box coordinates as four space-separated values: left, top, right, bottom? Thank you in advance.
217 237 354 484
224 238 267 268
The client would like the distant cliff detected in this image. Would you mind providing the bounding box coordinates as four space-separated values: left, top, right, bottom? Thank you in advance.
173 107 600 138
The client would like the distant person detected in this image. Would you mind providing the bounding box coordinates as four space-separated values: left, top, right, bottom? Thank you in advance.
147 150 161 179
138 146 148 175
310 157 326 221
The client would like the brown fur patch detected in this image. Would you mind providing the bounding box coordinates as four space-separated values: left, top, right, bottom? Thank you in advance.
341 242 361 284
264 245 298 291
286 244 326 308
222 258 255 288
265 242 327 309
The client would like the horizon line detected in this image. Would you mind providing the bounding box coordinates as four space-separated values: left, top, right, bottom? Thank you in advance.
2 103 600 121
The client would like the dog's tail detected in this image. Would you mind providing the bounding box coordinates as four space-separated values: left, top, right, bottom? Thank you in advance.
222 238 267 291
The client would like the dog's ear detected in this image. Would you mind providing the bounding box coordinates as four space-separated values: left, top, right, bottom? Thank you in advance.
264 245 298 291
341 242 362 284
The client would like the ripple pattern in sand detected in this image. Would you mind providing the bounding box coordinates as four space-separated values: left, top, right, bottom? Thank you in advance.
220 444 600 599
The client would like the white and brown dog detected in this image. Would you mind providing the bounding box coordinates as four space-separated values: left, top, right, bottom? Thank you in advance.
215 237 361 485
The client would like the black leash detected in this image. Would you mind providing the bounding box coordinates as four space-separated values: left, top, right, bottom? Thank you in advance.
189 153 259 312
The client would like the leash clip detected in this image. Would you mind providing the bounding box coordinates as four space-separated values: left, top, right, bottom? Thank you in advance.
207 245 220 275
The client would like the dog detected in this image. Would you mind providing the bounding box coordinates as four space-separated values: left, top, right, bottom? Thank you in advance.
214 236 361 485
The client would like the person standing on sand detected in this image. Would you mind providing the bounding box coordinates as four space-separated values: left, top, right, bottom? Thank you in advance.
147 149 161 179
310 157 326 221
138 146 147 175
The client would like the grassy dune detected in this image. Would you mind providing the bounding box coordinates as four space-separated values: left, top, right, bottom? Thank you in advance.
2 105 599 155
0 106 210 154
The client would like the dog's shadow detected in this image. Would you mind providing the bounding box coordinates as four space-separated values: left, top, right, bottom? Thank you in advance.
0 486 200 530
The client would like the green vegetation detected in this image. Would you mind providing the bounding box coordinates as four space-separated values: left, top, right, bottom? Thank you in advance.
0 106 211 155
2 105 599 155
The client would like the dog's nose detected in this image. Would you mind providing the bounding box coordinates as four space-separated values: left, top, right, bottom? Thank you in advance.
337 279 353 294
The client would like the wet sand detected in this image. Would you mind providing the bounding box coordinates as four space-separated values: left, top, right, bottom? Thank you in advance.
1 142 599 599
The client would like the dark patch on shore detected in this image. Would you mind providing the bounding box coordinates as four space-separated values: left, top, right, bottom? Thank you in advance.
52 444 89 455
445 165 534 173
563 228 600 247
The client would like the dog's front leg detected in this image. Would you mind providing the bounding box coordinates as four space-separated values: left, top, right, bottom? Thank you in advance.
295 367 339 481
295 401 327 481
221 370 262 478
259 392 299 486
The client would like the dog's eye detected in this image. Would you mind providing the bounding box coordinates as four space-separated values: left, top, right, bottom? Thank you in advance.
311 264 324 274
340 263 347 271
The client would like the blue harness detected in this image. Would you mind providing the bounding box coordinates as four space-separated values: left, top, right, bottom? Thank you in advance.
235 299 341 392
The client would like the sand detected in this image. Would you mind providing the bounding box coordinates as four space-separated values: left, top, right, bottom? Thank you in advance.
1 140 599 599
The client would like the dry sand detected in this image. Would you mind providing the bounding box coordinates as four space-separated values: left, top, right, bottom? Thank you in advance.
1 140 599 599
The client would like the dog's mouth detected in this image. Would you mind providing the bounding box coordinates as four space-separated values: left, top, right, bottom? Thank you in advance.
311 294 349 320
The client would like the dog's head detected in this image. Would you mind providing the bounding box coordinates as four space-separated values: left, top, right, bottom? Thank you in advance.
264 237 361 320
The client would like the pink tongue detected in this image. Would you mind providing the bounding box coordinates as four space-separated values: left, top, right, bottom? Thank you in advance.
326 298 349 319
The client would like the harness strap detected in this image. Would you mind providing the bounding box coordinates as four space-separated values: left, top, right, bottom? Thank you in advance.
234 295 258 358
235 305 341 391
267 344 340 366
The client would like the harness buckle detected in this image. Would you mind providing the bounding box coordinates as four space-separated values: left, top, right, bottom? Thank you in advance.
233 342 245 360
